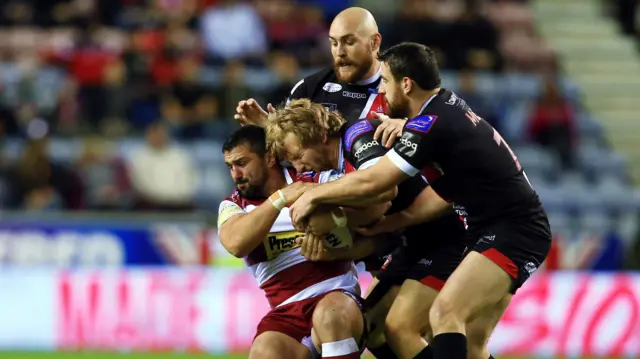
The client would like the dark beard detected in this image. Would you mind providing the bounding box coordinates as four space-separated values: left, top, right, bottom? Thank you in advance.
387 96 411 119
333 55 374 84
235 179 266 200
238 185 265 200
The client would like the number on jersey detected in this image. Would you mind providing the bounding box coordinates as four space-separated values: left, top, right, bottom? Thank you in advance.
492 129 522 171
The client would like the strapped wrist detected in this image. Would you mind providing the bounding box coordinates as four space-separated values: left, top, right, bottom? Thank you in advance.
269 190 286 211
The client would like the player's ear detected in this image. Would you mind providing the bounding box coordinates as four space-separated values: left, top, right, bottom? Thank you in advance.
321 134 328 144
402 77 413 95
371 33 381 53
265 151 277 167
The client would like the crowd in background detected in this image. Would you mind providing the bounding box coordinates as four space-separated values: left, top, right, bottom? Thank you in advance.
0 0 576 213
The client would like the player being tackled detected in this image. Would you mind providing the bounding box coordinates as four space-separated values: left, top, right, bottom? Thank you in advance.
217 125 392 359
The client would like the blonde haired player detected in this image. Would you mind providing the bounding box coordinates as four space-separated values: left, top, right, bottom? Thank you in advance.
218 125 392 359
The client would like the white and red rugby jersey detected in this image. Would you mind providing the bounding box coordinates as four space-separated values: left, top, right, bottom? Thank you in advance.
217 168 359 308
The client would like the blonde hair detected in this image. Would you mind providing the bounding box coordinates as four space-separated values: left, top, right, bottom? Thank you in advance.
266 98 345 156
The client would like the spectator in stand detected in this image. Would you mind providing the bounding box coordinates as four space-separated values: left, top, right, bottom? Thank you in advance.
527 74 577 168
127 121 197 211
5 136 84 210
457 70 501 130
448 1 502 71
218 60 255 118
77 137 132 210
265 51 300 107
200 0 268 65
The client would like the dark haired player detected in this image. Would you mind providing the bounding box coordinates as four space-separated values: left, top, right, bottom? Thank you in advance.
290 42 552 359
218 125 389 359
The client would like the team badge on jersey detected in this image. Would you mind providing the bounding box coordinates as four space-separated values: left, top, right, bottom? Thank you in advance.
406 115 438 134
343 120 374 151
323 82 342 93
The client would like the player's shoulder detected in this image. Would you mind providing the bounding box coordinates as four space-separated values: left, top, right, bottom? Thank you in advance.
342 117 382 147
300 67 339 91
222 189 244 207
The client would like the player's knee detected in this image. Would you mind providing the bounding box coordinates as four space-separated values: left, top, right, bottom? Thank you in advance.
249 337 280 359
429 295 462 328
383 311 407 341
313 293 361 336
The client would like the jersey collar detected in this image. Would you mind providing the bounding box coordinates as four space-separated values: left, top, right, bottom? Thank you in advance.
353 64 382 86
418 92 439 115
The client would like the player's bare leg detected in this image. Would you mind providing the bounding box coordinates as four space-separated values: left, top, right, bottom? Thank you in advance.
426 251 512 359
311 291 365 359
384 280 438 359
366 280 401 359
250 331 311 359
466 294 511 359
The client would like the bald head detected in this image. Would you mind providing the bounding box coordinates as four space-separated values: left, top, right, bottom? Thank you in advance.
330 7 379 38
329 7 382 83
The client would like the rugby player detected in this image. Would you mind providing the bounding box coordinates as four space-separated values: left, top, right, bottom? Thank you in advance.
266 99 482 359
234 7 404 145
218 125 391 359
289 42 553 359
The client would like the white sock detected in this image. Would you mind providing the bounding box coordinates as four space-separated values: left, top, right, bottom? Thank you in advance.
321 337 359 357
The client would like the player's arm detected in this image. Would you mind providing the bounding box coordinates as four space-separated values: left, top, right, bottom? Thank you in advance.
359 186 452 236
305 201 392 235
218 200 281 258
218 182 311 257
299 233 398 262
290 116 443 224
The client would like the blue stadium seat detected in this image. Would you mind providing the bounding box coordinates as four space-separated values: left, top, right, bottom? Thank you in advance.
499 101 533 143
500 74 541 101
578 210 612 235
513 145 561 179
577 146 628 182
534 183 570 211
547 210 574 237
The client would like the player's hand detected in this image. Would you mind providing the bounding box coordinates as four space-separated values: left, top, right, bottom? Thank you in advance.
306 208 336 235
234 98 275 126
297 233 335 261
290 192 318 230
280 182 311 207
370 111 407 148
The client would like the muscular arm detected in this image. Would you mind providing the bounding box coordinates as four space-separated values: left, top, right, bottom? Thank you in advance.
219 181 312 257
218 202 281 258
343 201 392 228
309 156 409 207
364 186 452 235
329 235 395 261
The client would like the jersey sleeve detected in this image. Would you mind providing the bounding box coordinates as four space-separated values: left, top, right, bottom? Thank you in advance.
217 194 246 229
286 78 307 104
342 119 387 170
387 115 442 177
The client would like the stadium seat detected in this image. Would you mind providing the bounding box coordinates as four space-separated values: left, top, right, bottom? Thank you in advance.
499 101 533 143
577 145 628 181
513 145 561 180
500 74 541 101
578 210 612 235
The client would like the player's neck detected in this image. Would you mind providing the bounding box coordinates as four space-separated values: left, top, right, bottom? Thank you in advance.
357 60 381 85
409 88 441 118
263 167 287 196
